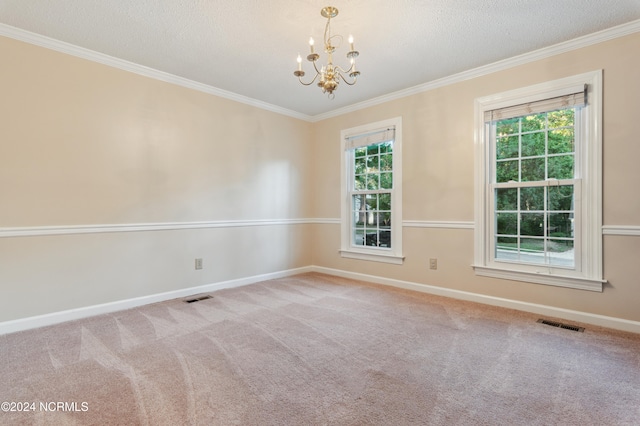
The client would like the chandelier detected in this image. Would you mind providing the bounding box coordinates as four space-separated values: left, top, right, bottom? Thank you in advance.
294 6 360 99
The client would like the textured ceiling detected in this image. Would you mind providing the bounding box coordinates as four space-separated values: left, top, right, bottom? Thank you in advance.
1 0 640 118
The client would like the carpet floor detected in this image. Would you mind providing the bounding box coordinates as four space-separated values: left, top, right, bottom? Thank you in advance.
1 273 639 425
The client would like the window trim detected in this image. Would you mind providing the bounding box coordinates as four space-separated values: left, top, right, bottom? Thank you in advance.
340 117 404 264
473 71 604 291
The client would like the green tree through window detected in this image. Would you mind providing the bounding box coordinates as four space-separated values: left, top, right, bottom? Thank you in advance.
352 141 393 248
494 108 576 266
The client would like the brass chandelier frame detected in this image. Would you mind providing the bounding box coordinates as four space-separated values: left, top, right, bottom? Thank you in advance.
294 6 360 98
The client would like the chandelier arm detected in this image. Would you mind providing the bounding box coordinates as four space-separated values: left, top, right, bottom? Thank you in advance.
336 72 358 86
334 65 354 74
310 60 323 75
297 73 320 86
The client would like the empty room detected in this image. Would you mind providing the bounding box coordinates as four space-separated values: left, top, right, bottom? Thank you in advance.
1 1 639 424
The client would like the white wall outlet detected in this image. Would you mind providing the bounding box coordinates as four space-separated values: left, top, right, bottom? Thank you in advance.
195 258 203 270
429 258 437 270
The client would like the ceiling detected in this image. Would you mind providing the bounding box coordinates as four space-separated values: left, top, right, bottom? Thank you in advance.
1 0 640 119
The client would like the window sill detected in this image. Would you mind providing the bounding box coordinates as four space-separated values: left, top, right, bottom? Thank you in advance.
340 249 405 265
472 264 605 292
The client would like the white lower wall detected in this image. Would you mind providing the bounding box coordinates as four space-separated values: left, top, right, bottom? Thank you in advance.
0 265 313 335
0 222 312 325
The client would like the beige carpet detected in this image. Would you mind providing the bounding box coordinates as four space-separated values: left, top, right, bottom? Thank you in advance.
1 273 639 425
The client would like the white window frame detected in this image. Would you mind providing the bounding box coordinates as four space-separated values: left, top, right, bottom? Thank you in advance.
340 117 403 264
473 71 605 291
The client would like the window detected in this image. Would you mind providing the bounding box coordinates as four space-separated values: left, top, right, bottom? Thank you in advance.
340 117 403 264
473 71 604 291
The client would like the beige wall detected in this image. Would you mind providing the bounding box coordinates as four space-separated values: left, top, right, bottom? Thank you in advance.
311 32 640 323
2 30 639 327
0 37 313 322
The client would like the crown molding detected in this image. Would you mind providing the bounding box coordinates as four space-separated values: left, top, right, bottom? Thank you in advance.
0 23 312 122
311 19 640 122
2 19 639 123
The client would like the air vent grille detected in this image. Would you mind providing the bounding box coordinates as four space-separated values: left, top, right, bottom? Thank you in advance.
537 318 584 332
184 295 212 304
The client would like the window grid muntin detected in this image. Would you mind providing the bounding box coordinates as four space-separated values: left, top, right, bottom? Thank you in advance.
492 108 577 268
352 192 392 248
351 141 393 249
495 110 575 183
493 182 575 268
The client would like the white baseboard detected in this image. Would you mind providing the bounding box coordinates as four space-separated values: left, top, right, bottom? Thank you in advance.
3 265 638 335
311 266 640 335
0 266 313 335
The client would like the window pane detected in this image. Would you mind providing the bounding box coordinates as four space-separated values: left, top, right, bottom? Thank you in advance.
496 160 519 182
497 136 519 160
366 194 378 210
520 187 544 211
365 232 378 247
548 129 574 154
355 147 366 157
354 229 365 246
379 193 391 211
366 174 379 190
380 154 392 171
548 213 574 238
367 155 379 172
496 188 517 211
548 185 574 211
520 237 544 257
495 236 517 261
354 174 366 190
521 132 545 157
521 158 545 181
380 172 393 189
352 195 365 225
379 230 391 248
379 142 393 154
497 213 517 235
380 211 391 227
496 237 517 250
547 239 574 267
520 213 544 236
497 118 519 136
548 109 574 128
366 145 379 156
521 114 546 132
548 155 574 179
352 194 362 210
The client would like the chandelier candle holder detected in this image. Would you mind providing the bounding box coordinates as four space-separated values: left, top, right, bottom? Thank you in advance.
294 6 360 98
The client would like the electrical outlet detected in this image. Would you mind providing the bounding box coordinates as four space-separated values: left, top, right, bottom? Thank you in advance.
429 258 437 270
195 258 203 270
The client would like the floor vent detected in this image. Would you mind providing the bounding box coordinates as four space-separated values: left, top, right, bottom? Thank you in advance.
184 295 212 304
537 318 584 332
